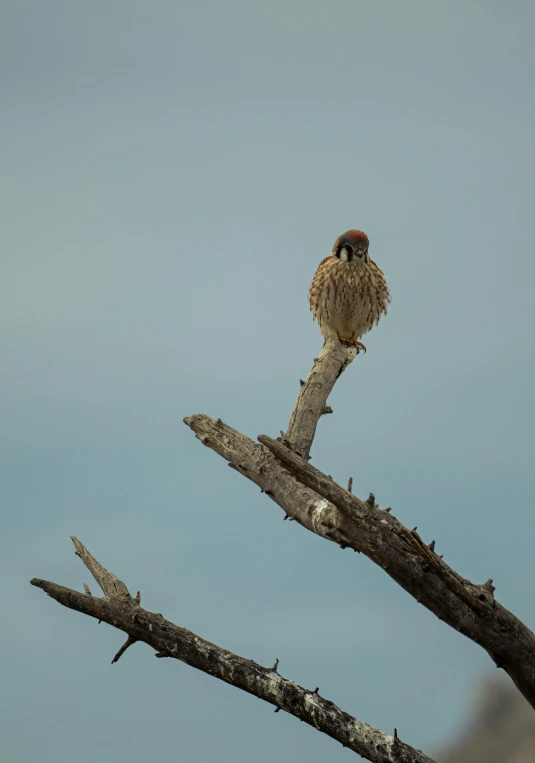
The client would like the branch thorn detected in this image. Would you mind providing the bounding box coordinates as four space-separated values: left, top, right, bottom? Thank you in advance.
111 636 137 665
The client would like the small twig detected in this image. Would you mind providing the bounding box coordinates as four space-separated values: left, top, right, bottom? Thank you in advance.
111 636 138 664
71 536 129 598
347 477 353 493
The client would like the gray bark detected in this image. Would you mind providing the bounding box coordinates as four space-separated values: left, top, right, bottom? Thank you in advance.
32 335 535 761
183 338 535 710
283 338 357 460
31 537 434 763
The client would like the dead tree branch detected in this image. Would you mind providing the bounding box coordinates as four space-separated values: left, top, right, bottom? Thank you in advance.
31 537 434 763
184 339 535 711
283 338 357 460
258 435 535 706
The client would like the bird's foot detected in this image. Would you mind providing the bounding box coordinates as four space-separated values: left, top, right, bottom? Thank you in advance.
336 335 366 354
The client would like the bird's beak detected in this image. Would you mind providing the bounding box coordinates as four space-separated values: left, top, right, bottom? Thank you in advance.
355 249 365 258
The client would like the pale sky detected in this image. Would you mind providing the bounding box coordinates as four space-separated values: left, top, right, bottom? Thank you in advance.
2 1 535 761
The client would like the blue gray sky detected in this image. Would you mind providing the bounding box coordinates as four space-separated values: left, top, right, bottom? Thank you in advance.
2 1 535 761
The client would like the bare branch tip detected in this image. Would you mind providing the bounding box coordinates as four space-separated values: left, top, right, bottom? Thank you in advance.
83 584 92 596
272 658 279 672
111 636 137 665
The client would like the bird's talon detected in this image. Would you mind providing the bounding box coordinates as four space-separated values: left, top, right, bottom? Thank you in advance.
336 335 366 354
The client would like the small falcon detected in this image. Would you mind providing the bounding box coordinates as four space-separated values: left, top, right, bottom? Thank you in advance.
309 230 390 352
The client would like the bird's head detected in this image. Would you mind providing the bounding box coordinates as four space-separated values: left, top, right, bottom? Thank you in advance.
333 230 370 264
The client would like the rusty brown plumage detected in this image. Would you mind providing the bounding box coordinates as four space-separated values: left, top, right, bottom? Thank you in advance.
309 230 390 351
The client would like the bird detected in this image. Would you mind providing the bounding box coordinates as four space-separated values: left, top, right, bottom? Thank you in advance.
309 230 390 353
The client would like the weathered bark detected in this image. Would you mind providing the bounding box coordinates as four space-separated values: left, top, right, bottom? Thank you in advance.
283 338 357 460
258 435 535 708
31 537 434 763
33 334 535 760
183 341 535 711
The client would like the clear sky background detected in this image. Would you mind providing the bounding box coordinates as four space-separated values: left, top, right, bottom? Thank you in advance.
2 1 535 761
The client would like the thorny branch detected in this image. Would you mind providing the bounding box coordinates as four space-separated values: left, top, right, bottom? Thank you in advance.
31 537 434 763
33 334 535 761
184 339 535 711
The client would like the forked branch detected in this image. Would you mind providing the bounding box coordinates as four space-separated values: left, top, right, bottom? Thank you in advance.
184 340 535 710
31 537 434 763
